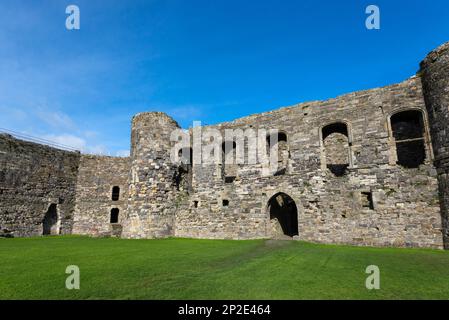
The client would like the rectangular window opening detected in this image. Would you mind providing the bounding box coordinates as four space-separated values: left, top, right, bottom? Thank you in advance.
361 192 374 210
224 176 236 184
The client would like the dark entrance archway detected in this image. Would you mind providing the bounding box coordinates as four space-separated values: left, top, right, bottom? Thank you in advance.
268 193 299 238
42 204 59 235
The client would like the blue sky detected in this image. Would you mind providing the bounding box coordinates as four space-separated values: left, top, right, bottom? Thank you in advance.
1 0 448 155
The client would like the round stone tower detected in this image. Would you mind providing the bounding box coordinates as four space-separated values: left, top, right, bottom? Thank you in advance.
420 41 449 249
122 112 180 238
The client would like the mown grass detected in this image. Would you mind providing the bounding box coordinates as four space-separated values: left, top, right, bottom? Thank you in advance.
0 236 448 300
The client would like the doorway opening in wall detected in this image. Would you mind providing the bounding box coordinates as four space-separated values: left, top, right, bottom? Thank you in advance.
268 193 298 238
110 208 119 224
42 204 59 235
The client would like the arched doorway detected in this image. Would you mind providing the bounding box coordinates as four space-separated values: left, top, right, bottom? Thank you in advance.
267 193 298 238
42 204 59 235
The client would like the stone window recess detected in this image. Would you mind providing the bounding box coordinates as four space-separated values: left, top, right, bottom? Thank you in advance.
266 132 289 176
390 110 427 168
224 176 236 183
110 208 119 224
321 122 352 177
178 147 192 165
221 141 237 182
193 201 199 208
174 148 193 192
111 186 120 201
361 192 374 210
222 199 229 207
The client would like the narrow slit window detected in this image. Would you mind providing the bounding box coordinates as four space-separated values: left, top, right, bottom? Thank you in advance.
111 186 120 201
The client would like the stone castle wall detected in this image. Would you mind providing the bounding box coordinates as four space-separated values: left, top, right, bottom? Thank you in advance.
0 134 80 237
420 42 449 249
1 41 449 249
72 155 129 237
173 77 443 248
122 112 180 239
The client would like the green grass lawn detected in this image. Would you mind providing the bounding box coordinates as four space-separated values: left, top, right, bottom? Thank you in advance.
0 236 448 300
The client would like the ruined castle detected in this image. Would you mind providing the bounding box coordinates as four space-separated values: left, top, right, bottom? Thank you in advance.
1 41 449 250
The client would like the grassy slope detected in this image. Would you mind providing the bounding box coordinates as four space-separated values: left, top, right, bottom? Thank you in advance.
0 236 448 300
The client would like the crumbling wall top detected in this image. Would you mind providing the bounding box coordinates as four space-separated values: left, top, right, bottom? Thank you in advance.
132 111 180 129
420 41 449 68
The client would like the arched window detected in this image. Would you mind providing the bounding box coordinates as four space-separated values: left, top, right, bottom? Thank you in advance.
322 122 351 177
267 132 288 147
111 186 120 201
110 208 119 224
390 110 426 168
266 132 289 176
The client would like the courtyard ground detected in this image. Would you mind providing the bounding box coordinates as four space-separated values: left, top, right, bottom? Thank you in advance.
0 236 448 299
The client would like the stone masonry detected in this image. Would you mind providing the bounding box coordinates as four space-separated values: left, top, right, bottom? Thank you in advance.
1 41 449 249
72 155 129 237
0 134 80 237
420 42 449 249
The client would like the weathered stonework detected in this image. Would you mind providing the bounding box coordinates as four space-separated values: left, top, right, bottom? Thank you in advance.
0 134 80 237
420 42 449 249
122 112 181 239
72 155 129 237
171 77 443 248
1 41 449 249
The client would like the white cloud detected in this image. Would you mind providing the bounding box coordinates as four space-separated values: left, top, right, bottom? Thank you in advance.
40 133 109 155
36 109 76 130
86 144 109 155
116 150 130 157
42 134 86 150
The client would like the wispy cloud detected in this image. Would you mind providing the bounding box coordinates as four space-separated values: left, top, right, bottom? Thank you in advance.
0 104 114 155
36 108 76 130
116 150 130 157
0 2 244 155
41 133 109 155
41 134 86 150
